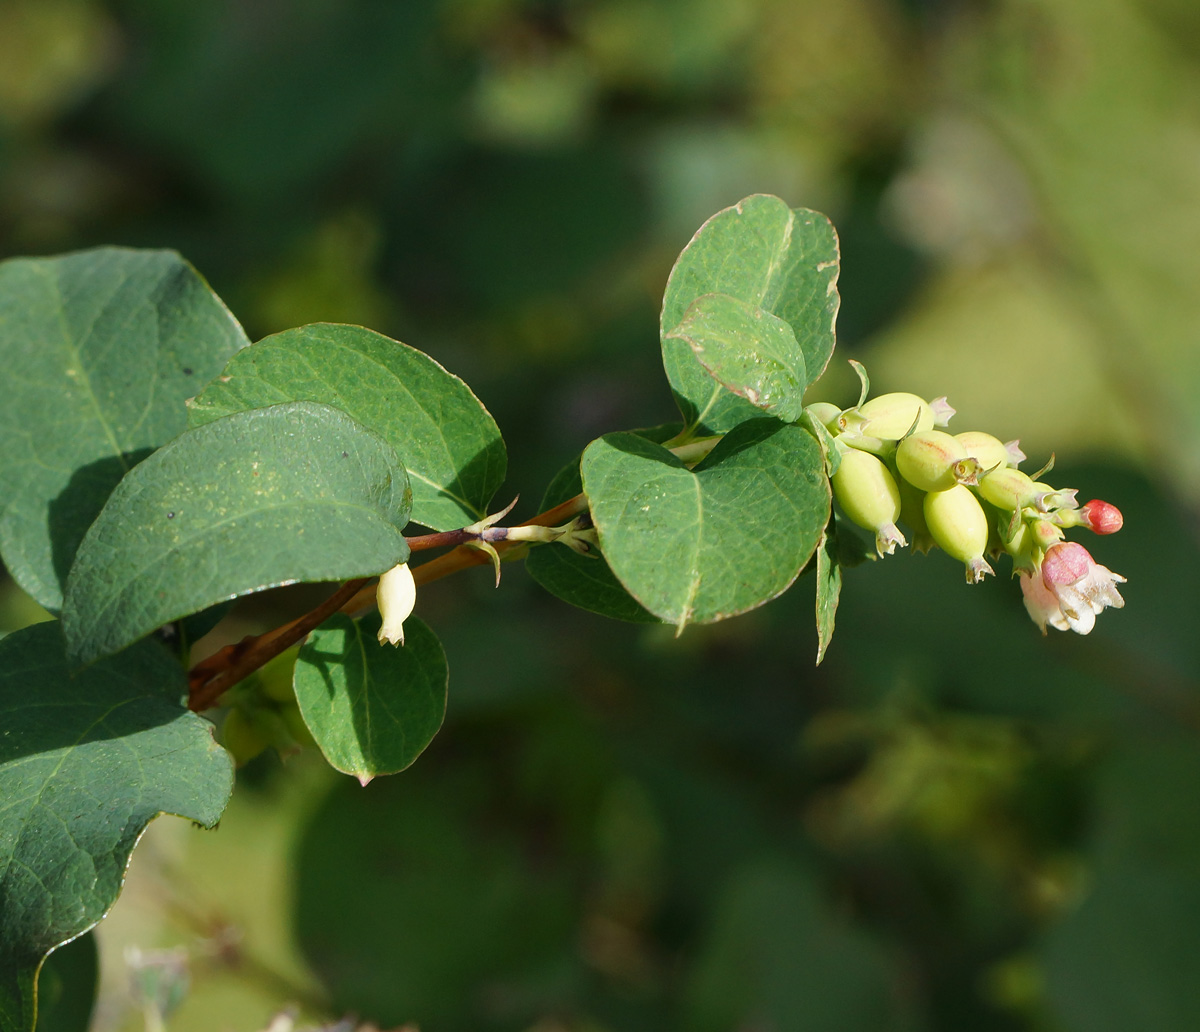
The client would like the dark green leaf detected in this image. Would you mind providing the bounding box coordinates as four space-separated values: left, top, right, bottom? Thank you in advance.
581 419 830 630
0 248 249 612
28 934 96 1032
177 601 235 653
1043 863 1200 1032
831 511 877 568
1042 739 1200 1032
815 527 840 665
525 428 680 624
293 755 580 1029
111 2 451 204
685 860 894 1032
661 195 840 434
187 323 505 530
294 613 447 780
526 534 659 623
62 402 411 666
665 293 807 422
0 623 233 1032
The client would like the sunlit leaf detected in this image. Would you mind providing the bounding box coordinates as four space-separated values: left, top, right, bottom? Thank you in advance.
62 402 411 666
661 195 840 434
188 323 505 530
581 419 829 630
666 292 807 422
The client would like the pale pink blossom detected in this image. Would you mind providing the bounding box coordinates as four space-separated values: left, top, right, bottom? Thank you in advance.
1020 541 1126 635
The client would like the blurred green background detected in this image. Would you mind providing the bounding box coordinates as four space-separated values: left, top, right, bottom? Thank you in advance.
4 0 1200 1029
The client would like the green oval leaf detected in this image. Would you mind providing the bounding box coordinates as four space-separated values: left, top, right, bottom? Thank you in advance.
661 195 840 434
666 293 807 423
581 419 830 630
0 623 233 1032
294 613 447 781
0 248 250 611
187 323 506 530
61 402 412 666
525 429 678 624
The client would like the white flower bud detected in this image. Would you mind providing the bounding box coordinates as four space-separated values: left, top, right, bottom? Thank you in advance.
376 561 416 646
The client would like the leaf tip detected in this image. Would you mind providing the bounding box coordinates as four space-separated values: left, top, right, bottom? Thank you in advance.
355 773 374 787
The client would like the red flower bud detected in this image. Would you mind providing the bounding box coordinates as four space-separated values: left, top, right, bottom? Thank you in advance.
1080 499 1123 535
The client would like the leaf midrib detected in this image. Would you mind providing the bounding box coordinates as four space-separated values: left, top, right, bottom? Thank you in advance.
0 692 151 920
39 262 139 476
74 496 403 643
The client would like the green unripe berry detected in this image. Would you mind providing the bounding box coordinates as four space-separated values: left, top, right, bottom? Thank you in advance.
1003 517 1030 559
923 484 994 583
898 476 927 533
954 431 1009 473
857 392 934 440
977 467 1038 511
805 401 843 431
222 707 269 767
896 431 981 493
831 448 906 556
897 476 935 554
1030 517 1064 550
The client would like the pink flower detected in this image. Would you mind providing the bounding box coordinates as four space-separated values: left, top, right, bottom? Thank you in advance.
1020 541 1126 635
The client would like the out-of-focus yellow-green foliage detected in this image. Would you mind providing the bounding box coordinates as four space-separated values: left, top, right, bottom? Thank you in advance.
3 0 1200 1030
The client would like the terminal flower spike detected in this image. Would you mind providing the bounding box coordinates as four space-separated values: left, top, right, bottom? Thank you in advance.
811 364 1127 635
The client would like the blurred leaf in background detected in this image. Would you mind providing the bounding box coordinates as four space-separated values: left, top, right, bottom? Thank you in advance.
1 0 1200 1029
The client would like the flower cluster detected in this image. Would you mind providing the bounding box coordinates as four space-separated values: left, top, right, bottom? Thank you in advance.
811 386 1126 636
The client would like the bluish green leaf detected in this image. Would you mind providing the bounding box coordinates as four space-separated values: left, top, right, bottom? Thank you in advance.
294 613 447 781
661 195 840 434
0 623 233 1032
62 402 411 666
0 248 249 612
581 419 830 630
187 323 505 530
666 293 807 423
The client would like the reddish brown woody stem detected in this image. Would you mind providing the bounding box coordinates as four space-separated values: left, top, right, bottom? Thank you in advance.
185 492 590 712
187 578 368 712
